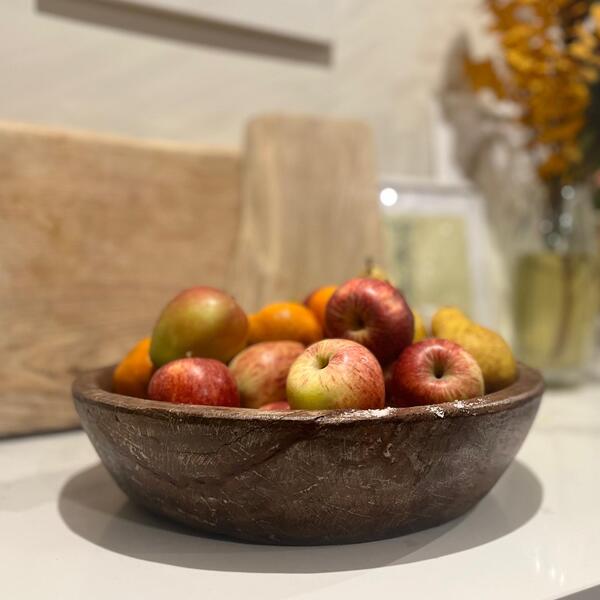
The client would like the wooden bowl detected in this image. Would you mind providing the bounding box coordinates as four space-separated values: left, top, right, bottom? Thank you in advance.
72 364 543 545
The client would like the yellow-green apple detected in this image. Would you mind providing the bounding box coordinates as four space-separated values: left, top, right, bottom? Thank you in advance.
150 286 248 367
325 278 414 365
259 400 291 411
229 341 304 408
286 339 385 410
390 339 484 406
148 357 240 406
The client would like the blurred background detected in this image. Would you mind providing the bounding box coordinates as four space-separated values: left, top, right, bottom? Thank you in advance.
1 0 599 436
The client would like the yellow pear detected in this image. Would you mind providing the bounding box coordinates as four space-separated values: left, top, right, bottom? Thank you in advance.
431 306 517 393
431 306 466 336
412 310 428 342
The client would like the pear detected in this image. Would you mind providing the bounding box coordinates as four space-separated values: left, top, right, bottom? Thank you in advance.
431 307 517 393
412 309 428 342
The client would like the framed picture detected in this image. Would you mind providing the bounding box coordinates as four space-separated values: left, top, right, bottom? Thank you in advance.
379 178 493 327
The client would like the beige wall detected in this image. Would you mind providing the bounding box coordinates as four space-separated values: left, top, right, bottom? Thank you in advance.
1 0 479 176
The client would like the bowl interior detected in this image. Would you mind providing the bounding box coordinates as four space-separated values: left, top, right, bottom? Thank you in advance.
73 363 544 425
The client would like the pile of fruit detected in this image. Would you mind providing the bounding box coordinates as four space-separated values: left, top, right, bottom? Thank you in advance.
113 274 517 410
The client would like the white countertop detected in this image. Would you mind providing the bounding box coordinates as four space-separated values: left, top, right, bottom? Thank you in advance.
2 385 599 600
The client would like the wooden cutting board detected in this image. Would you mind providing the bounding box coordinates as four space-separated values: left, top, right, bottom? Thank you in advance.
227 114 382 311
0 115 381 437
0 122 241 436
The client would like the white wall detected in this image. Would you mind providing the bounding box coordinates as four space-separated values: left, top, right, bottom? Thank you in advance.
0 0 479 176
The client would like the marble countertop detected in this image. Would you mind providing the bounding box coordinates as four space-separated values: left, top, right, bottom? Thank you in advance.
2 384 599 600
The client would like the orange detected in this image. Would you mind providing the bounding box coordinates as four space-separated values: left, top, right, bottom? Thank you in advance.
304 285 337 328
248 302 323 345
112 337 154 398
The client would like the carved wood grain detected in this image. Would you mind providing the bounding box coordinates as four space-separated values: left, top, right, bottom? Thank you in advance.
0 122 241 436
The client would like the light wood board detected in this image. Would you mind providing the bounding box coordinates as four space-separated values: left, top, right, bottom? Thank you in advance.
0 122 241 436
0 115 381 437
227 114 382 311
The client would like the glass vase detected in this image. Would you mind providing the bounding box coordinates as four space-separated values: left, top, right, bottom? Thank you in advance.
513 181 599 386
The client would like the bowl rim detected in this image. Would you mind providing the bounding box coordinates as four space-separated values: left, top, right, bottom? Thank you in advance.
72 363 544 425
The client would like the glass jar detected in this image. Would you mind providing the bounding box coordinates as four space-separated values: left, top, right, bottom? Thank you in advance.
513 181 599 386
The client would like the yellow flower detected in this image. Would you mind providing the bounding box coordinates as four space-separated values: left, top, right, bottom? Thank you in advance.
464 0 600 181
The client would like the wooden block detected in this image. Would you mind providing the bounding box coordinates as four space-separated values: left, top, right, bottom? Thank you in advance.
0 122 240 437
227 114 382 312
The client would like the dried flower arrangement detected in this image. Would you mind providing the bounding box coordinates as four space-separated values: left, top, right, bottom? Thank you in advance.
464 0 600 208
454 1 600 383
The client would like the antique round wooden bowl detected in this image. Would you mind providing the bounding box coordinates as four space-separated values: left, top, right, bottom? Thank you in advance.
72 364 543 545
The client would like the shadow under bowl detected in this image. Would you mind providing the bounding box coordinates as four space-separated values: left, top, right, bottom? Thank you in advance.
72 364 543 545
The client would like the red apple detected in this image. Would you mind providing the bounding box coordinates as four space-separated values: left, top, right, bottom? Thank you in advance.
148 357 240 406
286 339 385 410
150 286 248 367
228 341 304 408
383 362 393 396
382 362 415 407
325 278 414 365
259 400 291 411
390 339 484 406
